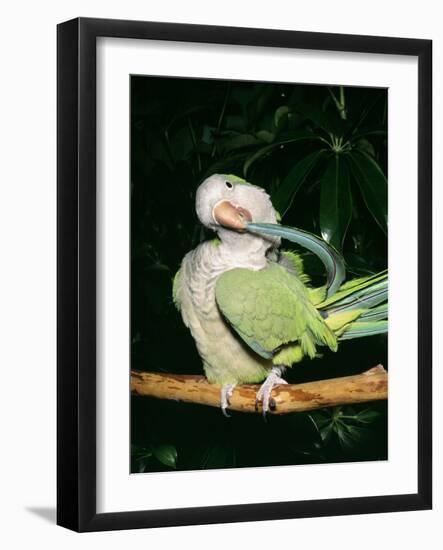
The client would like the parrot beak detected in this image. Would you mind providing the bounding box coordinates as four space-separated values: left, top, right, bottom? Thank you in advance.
212 200 252 230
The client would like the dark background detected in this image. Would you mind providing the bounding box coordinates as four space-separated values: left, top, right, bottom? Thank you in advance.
130 75 388 473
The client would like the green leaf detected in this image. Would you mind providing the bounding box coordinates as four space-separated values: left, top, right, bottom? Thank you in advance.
137 458 149 473
201 444 235 469
274 105 289 129
217 133 262 154
255 130 275 144
225 114 247 132
271 149 324 216
354 409 381 424
169 126 194 162
131 444 152 460
336 425 357 448
242 131 317 177
344 91 384 140
201 151 251 180
231 87 252 109
292 101 349 135
309 411 330 430
319 154 353 251
355 138 375 157
319 423 334 443
340 426 363 448
347 150 387 234
153 444 177 469
349 129 386 143
201 125 215 144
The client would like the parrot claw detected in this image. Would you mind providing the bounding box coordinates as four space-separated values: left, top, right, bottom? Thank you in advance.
220 383 237 417
255 367 288 419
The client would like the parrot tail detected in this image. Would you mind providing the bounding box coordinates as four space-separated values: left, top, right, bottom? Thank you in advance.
318 270 388 340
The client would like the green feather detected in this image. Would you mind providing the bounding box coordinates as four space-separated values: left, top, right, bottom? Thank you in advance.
246 222 346 297
279 250 310 284
318 271 387 310
320 271 388 338
273 344 304 366
339 320 388 340
359 302 388 321
215 262 337 366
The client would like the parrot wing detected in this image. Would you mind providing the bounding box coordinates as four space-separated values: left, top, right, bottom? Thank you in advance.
215 262 337 362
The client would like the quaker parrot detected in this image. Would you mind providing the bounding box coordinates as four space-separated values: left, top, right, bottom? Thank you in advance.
173 174 387 416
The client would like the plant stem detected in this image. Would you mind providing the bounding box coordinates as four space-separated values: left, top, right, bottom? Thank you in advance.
339 86 347 120
328 86 347 120
187 117 202 173
211 83 231 158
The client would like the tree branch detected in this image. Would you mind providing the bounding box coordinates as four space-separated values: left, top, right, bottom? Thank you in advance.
131 365 387 414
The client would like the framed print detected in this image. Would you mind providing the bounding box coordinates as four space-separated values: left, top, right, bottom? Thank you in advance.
57 17 432 532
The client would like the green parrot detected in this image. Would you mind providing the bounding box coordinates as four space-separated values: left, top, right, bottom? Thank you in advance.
173 174 387 416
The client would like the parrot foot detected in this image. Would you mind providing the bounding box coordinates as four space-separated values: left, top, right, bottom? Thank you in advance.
255 367 288 419
220 383 237 417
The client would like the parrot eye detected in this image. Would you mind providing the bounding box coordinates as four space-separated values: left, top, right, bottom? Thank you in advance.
225 181 233 190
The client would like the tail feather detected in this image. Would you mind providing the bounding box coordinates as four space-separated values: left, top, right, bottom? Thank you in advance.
359 302 388 322
338 320 388 340
317 271 387 310
325 280 387 315
318 270 388 340
337 269 387 292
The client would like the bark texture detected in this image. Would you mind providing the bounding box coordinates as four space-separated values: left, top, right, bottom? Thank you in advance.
131 365 387 414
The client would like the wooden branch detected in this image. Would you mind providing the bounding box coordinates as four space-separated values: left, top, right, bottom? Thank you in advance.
131 365 387 414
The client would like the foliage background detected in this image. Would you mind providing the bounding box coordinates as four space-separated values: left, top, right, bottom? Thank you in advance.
130 76 388 473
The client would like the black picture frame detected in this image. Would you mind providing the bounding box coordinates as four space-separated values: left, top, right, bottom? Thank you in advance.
57 17 432 532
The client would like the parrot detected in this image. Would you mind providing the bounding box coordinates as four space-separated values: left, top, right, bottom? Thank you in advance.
172 173 388 417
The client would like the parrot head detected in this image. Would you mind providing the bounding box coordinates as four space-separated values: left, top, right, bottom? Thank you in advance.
196 174 279 233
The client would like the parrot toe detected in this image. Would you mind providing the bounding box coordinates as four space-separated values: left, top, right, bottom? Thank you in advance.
220 383 237 417
255 367 288 419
